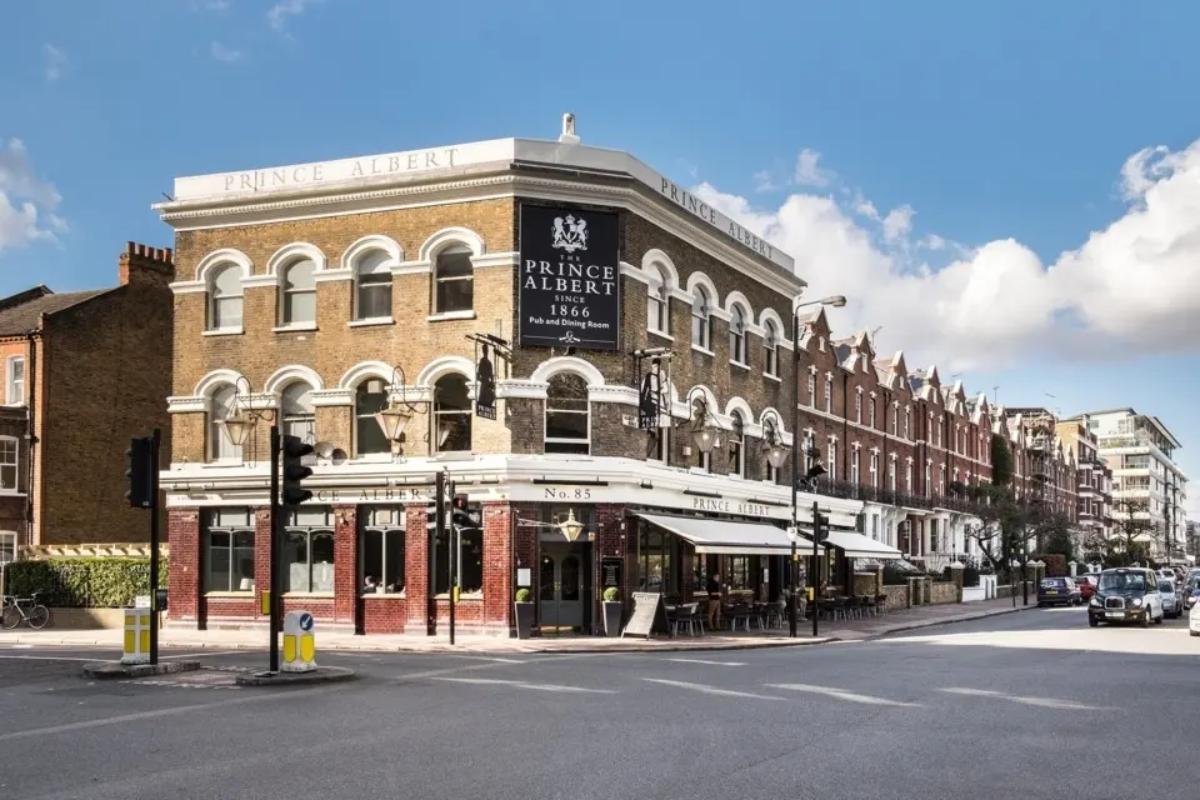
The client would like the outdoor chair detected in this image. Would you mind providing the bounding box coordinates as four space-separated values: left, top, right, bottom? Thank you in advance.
729 604 753 632
876 593 889 614
688 603 706 636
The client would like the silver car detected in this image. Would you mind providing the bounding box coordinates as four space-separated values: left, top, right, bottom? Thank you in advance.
1159 580 1182 619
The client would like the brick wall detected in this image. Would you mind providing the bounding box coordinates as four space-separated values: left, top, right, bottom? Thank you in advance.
167 508 201 625
36 244 174 545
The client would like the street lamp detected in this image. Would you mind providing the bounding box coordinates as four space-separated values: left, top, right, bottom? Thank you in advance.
373 366 428 456
762 418 789 471
559 509 586 542
219 376 275 457
689 396 720 454
788 292 847 637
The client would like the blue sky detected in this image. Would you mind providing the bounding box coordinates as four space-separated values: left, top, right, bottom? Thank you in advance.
2 1 1199 513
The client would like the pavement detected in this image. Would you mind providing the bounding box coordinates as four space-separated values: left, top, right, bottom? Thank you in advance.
0 596 1037 653
2 606 1198 799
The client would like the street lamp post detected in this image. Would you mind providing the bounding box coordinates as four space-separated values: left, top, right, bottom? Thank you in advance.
373 365 428 456
789 294 845 637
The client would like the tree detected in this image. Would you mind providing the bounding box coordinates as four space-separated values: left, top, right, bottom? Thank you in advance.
1035 510 1076 564
991 434 1014 487
1109 497 1158 565
963 484 1036 582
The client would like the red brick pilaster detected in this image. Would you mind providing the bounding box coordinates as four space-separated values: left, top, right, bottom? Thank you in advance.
482 502 514 629
254 507 272 623
594 504 629 630
332 505 357 625
167 508 201 626
405 502 430 633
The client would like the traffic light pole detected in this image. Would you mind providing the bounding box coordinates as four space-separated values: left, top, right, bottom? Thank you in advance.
149 428 161 666
269 425 281 673
447 476 456 646
812 500 820 638
433 470 445 640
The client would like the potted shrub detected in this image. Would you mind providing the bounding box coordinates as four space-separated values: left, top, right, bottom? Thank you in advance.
513 587 535 639
602 586 622 637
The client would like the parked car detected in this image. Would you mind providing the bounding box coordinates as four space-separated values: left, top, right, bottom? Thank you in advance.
1157 568 1178 587
1183 576 1200 610
1038 577 1081 607
1158 580 1182 619
1191 601 1200 637
1088 568 1164 627
1075 574 1098 601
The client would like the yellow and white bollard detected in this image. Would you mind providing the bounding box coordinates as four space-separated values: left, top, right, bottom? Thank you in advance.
121 607 152 665
281 611 316 673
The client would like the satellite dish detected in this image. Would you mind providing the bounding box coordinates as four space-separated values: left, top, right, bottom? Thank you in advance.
314 441 335 460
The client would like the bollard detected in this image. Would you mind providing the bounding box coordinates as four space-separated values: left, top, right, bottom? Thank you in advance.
281 611 316 673
121 607 152 665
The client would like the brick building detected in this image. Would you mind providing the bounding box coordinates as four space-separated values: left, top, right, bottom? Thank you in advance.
0 243 174 556
157 122 928 637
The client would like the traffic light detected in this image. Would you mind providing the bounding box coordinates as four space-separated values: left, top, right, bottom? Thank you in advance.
813 510 830 544
125 436 154 508
281 434 314 507
451 494 480 532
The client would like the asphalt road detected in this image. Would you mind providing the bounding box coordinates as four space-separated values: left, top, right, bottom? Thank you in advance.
1 607 1198 800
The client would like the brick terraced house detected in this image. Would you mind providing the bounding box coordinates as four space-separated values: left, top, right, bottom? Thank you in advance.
158 120 1018 637
0 244 174 561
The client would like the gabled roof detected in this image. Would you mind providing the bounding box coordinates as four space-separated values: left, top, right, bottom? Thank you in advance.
0 286 113 337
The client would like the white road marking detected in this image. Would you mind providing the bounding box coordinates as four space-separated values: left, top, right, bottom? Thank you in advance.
767 682 923 707
161 650 244 660
0 655 97 662
643 678 783 700
940 687 1111 711
448 656 527 664
663 658 747 666
432 677 616 694
0 687 332 742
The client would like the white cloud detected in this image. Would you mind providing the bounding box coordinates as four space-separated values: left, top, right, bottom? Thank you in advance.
793 148 832 188
693 137 1200 373
752 170 776 193
43 44 65 82
210 41 243 63
0 138 65 252
882 205 914 243
268 0 316 33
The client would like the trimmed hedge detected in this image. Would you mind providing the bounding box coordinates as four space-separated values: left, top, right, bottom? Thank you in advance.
4 557 168 608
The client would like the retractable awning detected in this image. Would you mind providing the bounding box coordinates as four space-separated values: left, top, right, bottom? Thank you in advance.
823 531 902 560
636 513 813 556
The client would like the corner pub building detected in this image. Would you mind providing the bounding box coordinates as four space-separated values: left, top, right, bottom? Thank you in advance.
158 118 884 637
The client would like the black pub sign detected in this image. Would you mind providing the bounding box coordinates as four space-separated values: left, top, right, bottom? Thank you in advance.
518 203 620 350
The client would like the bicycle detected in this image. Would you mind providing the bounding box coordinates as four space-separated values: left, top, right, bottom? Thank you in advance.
2 592 50 630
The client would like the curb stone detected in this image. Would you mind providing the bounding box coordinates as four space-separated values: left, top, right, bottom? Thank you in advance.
234 666 356 687
82 660 202 679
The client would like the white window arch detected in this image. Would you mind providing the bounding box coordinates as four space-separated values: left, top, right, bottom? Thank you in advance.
728 305 748 365
691 286 712 351
545 372 590 455
433 244 474 314
353 250 393 321
209 384 241 461
280 381 315 444
208 264 243 331
280 258 316 326
763 319 779 377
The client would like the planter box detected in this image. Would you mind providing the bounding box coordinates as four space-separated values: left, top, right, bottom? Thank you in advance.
513 602 535 639
602 601 622 637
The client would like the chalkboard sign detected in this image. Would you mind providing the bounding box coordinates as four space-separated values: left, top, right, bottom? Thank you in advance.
621 591 667 638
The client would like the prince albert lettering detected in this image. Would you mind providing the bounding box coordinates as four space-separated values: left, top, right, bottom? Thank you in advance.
522 258 618 296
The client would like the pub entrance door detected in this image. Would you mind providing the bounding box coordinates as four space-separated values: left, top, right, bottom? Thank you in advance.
539 542 591 633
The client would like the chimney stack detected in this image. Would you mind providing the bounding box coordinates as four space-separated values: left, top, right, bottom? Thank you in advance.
119 241 175 287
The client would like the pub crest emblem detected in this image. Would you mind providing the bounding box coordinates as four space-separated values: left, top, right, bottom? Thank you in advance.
551 214 589 253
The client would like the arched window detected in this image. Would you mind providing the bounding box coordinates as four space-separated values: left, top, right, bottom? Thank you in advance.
850 447 860 485
827 439 838 481
647 265 670 335
869 396 877 429
354 251 393 321
763 320 779 377
905 461 913 493
434 246 474 314
728 411 745 477
729 305 747 364
434 374 471 453
544 373 589 454
807 373 816 406
869 451 879 488
209 384 241 461
281 382 315 444
855 389 863 424
823 377 832 413
355 378 390 456
208 265 243 331
280 258 316 326
888 457 897 491
691 286 711 350
904 407 912 439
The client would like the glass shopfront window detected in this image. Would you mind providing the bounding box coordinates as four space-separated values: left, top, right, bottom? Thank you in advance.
284 507 334 594
203 508 255 593
434 501 483 596
360 507 405 594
